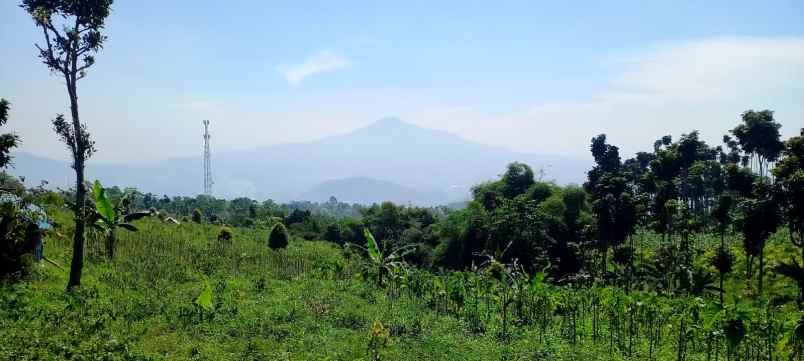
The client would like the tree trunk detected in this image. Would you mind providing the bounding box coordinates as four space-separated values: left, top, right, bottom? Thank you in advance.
758 248 764 296
746 255 754 279
66 76 86 290
720 229 725 307
67 153 86 289
107 229 116 259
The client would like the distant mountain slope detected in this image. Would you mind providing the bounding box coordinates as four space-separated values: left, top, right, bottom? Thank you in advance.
11 118 590 205
300 177 446 205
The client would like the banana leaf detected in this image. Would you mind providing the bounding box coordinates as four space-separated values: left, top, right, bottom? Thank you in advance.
364 228 382 263
123 211 151 223
92 180 115 223
118 223 138 232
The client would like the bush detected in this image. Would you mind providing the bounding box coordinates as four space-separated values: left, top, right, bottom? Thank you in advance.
217 227 233 243
192 208 203 223
268 223 289 250
0 203 38 279
324 223 342 245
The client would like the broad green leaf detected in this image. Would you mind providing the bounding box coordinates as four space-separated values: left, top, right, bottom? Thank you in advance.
363 228 381 263
123 211 151 223
93 180 115 223
118 223 138 232
92 220 108 231
532 272 545 291
195 279 213 311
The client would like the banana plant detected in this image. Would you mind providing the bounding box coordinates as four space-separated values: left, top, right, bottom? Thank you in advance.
91 180 151 259
349 228 415 285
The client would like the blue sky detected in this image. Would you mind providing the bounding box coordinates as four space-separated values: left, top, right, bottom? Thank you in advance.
1 1 803 162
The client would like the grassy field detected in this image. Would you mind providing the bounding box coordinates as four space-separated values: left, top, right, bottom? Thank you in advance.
1 207 801 361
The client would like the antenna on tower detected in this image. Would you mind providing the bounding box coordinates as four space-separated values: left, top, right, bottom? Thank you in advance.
202 120 213 195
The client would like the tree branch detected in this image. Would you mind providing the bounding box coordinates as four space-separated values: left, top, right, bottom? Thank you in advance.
37 26 66 74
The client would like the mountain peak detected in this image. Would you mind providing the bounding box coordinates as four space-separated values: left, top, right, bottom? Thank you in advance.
361 117 414 131
374 116 405 126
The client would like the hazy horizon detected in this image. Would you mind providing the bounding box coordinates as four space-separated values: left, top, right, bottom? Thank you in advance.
9 117 592 204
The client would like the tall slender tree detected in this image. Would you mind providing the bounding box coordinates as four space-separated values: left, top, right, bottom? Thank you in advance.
711 195 734 306
737 182 781 295
585 134 636 275
21 0 113 289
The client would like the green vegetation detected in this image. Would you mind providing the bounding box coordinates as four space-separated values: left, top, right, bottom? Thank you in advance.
90 180 151 259
268 223 289 250
3 109 804 359
4 2 803 359
1 207 802 360
22 0 113 288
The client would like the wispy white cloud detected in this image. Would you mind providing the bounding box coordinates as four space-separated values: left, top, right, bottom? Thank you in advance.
12 37 802 164
277 50 351 86
404 37 804 157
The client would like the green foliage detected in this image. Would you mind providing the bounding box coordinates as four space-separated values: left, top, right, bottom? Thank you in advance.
194 278 214 312
0 199 39 278
774 130 804 292
192 208 203 223
731 110 784 176
711 246 735 275
724 317 746 350
91 180 149 259
365 228 381 264
0 172 25 194
500 162 535 199
93 181 115 223
0 99 20 169
585 134 636 273
23 0 114 289
268 222 289 250
324 223 342 245
1 208 801 360
354 228 415 285
217 227 233 243
368 320 390 361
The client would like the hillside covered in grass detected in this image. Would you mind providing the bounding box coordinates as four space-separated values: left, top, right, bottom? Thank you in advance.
1 207 802 360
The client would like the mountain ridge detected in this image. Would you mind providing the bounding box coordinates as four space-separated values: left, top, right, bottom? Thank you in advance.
11 118 590 205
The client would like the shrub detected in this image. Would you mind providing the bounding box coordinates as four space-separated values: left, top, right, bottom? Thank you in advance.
368 320 390 361
192 209 203 223
0 202 38 279
324 223 342 245
217 227 233 243
268 223 289 250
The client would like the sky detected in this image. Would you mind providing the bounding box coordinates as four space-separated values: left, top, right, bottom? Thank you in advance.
1 0 803 163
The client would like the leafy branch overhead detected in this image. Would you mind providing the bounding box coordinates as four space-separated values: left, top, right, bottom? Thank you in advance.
0 99 21 169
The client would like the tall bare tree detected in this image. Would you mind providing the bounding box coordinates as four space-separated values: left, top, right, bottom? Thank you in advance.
21 0 113 289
